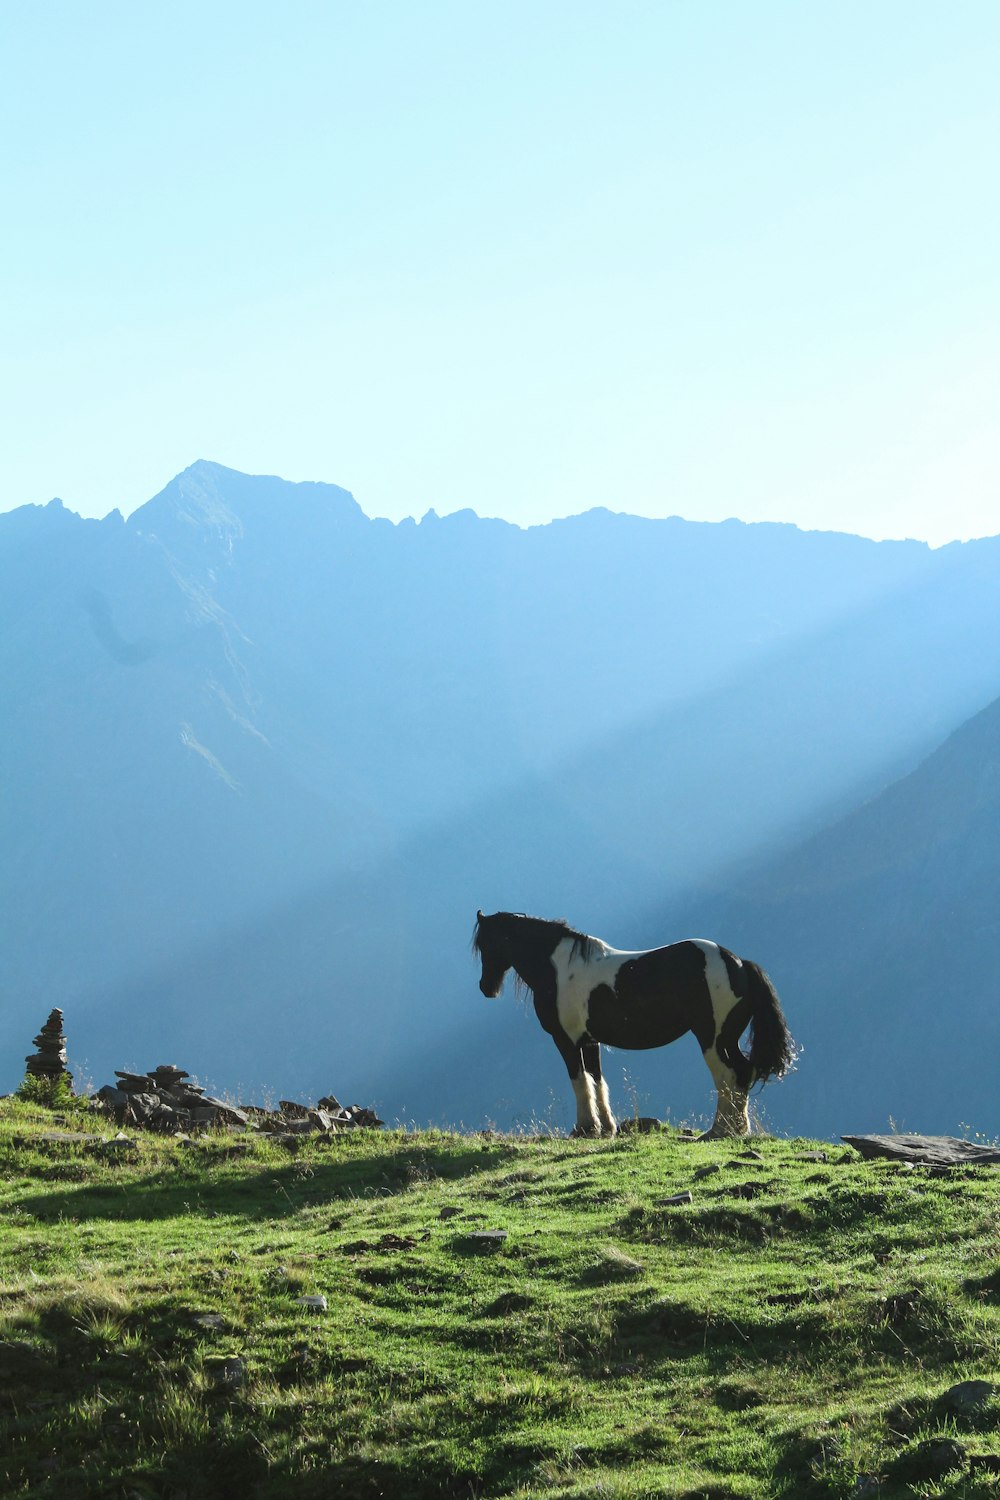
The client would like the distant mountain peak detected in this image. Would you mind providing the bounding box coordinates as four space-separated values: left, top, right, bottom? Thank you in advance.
128 461 364 545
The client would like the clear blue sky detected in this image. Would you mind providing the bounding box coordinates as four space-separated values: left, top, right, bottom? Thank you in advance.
2 1 997 543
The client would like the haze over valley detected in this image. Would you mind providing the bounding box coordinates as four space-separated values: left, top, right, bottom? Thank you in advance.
2 460 997 1138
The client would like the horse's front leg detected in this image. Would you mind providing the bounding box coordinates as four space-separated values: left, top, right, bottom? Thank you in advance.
582 1040 617 1137
552 1030 602 1137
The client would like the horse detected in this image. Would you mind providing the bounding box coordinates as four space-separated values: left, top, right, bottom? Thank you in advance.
472 910 795 1138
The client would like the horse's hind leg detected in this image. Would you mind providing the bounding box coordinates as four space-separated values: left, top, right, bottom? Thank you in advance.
701 1045 750 1138
582 1041 617 1137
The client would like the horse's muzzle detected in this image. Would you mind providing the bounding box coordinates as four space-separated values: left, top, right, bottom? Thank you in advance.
480 978 499 998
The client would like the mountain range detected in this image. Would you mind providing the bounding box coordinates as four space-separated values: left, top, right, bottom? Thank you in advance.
2 460 997 1137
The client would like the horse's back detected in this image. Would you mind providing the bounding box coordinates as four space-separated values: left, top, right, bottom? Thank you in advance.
557 936 724 1052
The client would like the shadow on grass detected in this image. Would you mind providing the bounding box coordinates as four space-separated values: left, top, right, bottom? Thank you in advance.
11 1139 517 1226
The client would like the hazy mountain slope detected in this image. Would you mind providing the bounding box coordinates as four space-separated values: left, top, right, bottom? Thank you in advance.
671 693 1000 1139
1 460 998 1134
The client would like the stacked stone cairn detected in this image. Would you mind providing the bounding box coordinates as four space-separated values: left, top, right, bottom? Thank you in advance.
25 1008 73 1092
94 1065 383 1135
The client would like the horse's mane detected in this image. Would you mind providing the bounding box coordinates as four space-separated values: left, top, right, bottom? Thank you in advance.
472 912 599 962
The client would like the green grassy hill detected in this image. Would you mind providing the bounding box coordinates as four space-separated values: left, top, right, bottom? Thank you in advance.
1 1103 998 1498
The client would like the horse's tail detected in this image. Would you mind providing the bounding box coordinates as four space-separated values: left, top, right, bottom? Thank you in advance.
741 961 796 1087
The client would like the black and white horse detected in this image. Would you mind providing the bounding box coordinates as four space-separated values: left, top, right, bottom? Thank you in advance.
472 911 795 1138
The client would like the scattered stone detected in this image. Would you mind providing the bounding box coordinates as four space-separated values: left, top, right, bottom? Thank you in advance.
738 1148 764 1162
28 1131 95 1146
192 1313 225 1331
439 1206 462 1220
656 1191 694 1206
96 1134 139 1154
796 1150 829 1163
693 1163 721 1180
96 1086 129 1108
895 1437 967 1481
257 1101 382 1135
24 1008 73 1090
723 1181 770 1200
464 1229 508 1247
204 1355 246 1389
317 1094 342 1112
970 1454 1000 1476
843 1134 1000 1167
341 1232 425 1255
294 1295 328 1312
344 1105 384 1128
941 1379 997 1415
617 1116 663 1134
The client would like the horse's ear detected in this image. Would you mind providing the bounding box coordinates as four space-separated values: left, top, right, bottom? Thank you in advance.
476 909 484 922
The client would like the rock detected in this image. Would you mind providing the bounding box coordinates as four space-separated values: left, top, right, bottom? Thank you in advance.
204 1355 245 1389
656 1191 694 1206
843 1134 1000 1167
189 1108 221 1127
317 1094 342 1112
617 1116 663 1134
192 1313 225 1331
96 1135 139 1154
941 1379 997 1415
27 1130 96 1146
115 1071 157 1090
123 1093 165 1124
344 1105 383 1129
151 1065 190 1087
96 1085 129 1107
693 1163 721 1180
294 1295 328 1312
196 1095 249 1126
439 1206 462 1220
970 1455 1000 1476
464 1230 508 1247
723 1181 769 1200
895 1438 967 1480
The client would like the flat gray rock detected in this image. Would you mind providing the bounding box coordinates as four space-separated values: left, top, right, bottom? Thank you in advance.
294 1295 328 1312
843 1134 1000 1166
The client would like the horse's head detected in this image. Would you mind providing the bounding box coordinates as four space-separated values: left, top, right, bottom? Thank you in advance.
472 909 513 998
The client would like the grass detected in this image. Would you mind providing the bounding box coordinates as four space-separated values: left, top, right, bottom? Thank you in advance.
1 1100 999 1498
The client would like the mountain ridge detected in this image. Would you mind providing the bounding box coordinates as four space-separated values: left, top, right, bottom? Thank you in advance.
2 462 998 1134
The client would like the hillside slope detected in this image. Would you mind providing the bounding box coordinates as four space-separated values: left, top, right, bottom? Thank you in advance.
2 1104 999 1499
679 693 1000 1138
